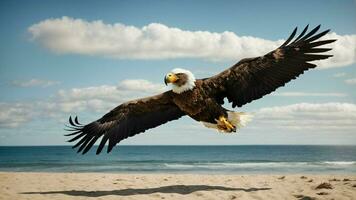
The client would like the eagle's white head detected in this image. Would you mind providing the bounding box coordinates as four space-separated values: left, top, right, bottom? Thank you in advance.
164 68 196 94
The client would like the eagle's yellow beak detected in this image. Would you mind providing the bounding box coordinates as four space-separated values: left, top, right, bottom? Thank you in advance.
164 73 179 85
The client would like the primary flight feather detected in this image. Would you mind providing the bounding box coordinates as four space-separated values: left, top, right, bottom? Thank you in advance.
66 25 336 154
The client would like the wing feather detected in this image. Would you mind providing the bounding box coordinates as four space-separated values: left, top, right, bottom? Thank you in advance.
204 25 336 107
279 27 297 47
65 91 185 154
292 24 309 43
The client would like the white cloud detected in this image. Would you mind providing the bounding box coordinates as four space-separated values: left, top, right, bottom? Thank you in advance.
29 17 356 69
117 79 165 92
0 79 166 128
333 72 346 78
11 79 60 88
28 17 280 60
0 103 34 128
345 78 356 85
52 79 166 113
255 103 356 132
273 92 347 97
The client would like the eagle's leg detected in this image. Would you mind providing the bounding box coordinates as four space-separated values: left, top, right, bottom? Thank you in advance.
216 116 236 133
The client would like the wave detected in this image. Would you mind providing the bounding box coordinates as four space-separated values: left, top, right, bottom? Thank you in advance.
2 161 355 173
323 161 356 165
163 161 356 169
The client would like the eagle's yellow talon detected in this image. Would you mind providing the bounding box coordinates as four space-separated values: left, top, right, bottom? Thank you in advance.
217 116 236 133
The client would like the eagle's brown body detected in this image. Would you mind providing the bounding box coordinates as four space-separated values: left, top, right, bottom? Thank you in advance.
172 80 225 123
66 25 336 154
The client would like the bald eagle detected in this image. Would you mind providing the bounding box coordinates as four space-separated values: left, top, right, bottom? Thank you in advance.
66 25 336 154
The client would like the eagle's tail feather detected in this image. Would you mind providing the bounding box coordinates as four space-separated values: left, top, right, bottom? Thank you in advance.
227 111 253 128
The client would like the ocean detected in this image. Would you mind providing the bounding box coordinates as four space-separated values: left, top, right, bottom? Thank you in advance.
0 145 355 174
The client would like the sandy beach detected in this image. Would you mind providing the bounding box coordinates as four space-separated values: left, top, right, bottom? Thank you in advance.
0 172 355 200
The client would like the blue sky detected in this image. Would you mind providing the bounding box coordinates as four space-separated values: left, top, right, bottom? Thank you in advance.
0 0 355 146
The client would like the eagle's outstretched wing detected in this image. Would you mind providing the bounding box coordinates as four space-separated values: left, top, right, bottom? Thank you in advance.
203 25 336 107
65 91 185 154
